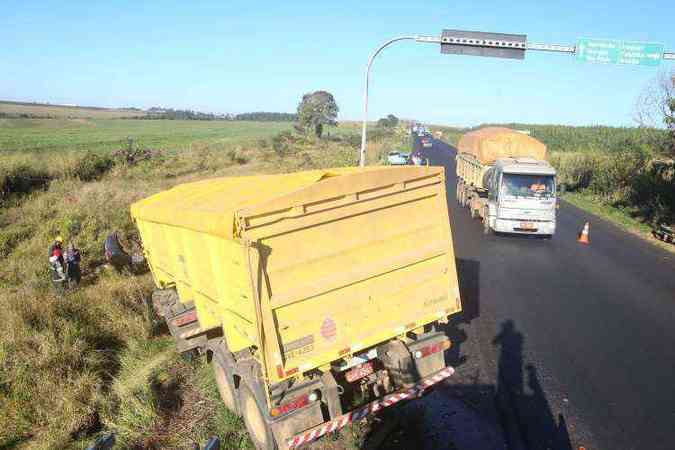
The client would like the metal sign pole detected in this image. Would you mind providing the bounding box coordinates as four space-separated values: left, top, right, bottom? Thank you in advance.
359 36 417 167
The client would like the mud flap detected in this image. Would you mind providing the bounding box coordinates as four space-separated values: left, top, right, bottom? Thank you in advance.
271 401 325 450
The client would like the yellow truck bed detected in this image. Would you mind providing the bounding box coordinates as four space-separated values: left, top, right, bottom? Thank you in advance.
131 166 461 384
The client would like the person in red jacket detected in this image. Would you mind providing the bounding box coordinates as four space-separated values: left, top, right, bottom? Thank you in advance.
48 236 66 282
48 236 65 267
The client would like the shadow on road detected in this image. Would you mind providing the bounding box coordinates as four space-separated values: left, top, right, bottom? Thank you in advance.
493 320 573 450
364 319 573 450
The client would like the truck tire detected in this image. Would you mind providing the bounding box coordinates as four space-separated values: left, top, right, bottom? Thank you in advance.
212 348 241 416
151 289 177 319
240 384 277 450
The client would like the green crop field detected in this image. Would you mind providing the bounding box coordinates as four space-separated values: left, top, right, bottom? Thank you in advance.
0 118 293 153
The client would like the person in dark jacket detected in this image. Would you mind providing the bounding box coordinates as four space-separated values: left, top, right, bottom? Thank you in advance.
65 243 82 286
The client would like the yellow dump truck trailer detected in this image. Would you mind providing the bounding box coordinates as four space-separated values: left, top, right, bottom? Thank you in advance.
131 166 461 449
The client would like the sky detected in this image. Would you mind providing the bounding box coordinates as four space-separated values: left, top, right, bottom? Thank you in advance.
1 0 674 127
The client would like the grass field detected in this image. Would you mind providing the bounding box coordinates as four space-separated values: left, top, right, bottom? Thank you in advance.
0 118 293 153
0 101 146 119
0 117 402 449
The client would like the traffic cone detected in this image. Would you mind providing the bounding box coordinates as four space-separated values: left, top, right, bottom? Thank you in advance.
577 222 590 244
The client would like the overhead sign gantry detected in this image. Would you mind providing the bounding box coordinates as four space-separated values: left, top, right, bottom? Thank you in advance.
359 29 675 166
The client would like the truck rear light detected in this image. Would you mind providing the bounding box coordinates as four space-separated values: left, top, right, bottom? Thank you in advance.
270 390 320 417
413 340 450 359
345 361 374 383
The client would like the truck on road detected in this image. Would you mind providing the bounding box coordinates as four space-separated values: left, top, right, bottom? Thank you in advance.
131 166 462 450
456 127 557 236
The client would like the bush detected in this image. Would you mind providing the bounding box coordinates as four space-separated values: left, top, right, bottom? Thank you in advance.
71 152 115 181
367 127 392 142
630 159 675 224
0 163 51 200
271 130 296 157
550 152 603 191
226 149 248 165
342 133 362 149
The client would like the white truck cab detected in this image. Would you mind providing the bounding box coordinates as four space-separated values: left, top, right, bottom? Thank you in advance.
485 158 557 236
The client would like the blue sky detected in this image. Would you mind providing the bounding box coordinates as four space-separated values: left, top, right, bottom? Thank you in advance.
2 0 674 126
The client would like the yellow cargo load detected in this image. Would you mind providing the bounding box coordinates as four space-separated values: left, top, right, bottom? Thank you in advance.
131 166 461 385
458 127 547 164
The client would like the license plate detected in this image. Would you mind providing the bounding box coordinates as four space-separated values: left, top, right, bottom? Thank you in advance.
520 222 535 229
345 361 374 383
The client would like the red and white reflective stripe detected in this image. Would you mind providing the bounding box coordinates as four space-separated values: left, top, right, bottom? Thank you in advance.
173 310 198 327
286 366 454 449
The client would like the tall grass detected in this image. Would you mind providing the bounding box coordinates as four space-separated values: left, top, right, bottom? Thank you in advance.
551 145 674 225
0 121 403 449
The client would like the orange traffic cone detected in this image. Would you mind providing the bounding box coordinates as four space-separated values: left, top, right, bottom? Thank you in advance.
577 222 590 244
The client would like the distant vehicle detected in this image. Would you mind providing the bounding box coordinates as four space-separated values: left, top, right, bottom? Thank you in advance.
387 151 409 165
456 127 557 237
410 153 426 166
421 137 432 148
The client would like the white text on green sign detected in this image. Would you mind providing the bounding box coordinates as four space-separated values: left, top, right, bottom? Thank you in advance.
576 38 664 66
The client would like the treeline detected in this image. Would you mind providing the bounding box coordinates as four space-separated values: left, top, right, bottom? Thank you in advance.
144 108 228 120
234 112 297 121
143 109 297 121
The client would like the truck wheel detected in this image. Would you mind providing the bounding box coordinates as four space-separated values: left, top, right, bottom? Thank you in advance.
151 289 178 319
212 352 240 416
240 385 277 450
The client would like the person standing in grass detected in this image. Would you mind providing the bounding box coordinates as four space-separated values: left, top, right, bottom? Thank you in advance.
48 236 66 281
48 236 65 269
65 243 81 286
48 236 64 261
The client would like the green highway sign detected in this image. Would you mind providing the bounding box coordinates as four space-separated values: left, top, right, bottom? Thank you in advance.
576 38 664 66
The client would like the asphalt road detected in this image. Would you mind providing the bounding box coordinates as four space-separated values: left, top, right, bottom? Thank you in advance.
411 136 675 450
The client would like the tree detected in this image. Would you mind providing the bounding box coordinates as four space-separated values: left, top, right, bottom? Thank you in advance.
377 114 399 128
297 91 338 138
634 70 675 155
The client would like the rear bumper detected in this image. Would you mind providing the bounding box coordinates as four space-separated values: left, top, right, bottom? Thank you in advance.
286 366 455 449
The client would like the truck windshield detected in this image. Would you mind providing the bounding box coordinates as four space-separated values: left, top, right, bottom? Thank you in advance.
501 174 555 199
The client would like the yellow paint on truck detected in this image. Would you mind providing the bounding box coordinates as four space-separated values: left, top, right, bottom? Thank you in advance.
131 166 461 386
